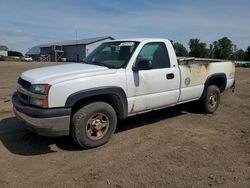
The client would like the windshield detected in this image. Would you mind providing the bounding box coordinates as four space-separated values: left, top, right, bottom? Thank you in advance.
83 41 139 68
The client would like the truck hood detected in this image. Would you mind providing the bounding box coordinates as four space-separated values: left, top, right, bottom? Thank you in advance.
20 63 117 84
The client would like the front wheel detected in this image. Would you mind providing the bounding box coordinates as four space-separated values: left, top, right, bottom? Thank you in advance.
201 85 220 113
71 102 117 148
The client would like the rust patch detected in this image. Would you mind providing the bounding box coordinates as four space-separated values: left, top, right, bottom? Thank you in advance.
186 63 209 84
204 63 212 73
230 61 236 73
187 65 192 73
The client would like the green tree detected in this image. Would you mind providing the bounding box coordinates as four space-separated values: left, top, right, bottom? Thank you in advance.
209 44 214 58
8 51 23 57
212 37 233 59
189 38 209 58
245 46 250 61
231 49 245 61
173 42 188 57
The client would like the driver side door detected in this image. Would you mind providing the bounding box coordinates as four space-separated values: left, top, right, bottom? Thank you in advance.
126 42 180 114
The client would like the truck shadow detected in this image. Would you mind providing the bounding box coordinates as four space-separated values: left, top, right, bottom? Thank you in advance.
0 117 79 155
0 102 200 156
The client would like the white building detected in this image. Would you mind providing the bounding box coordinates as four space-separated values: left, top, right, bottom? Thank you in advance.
0 45 8 56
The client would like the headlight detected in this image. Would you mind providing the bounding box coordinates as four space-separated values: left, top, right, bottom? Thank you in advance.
29 84 50 108
30 84 51 95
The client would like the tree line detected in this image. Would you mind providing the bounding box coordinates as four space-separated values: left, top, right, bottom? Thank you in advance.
8 51 23 57
172 37 250 61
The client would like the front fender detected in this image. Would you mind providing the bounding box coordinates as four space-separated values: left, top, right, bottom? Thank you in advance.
65 86 128 119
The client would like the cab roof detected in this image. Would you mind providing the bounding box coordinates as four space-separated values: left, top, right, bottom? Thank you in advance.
111 38 170 43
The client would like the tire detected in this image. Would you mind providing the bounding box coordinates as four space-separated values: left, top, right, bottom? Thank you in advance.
71 102 117 148
201 85 220 113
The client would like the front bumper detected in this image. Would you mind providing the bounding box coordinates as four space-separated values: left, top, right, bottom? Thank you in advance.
12 93 71 137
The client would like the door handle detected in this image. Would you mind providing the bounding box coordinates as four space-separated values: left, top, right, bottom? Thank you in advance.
166 73 175 79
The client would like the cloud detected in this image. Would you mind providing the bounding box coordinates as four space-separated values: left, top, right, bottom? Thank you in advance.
0 29 28 37
0 0 249 53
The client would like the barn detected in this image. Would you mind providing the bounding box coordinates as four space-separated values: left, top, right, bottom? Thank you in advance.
26 36 114 62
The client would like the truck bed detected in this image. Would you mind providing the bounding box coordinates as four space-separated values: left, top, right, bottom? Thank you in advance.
176 57 235 103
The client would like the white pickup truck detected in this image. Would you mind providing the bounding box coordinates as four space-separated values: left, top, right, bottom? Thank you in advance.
13 38 235 148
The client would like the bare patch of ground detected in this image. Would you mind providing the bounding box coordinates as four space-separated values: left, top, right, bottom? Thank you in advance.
0 62 249 187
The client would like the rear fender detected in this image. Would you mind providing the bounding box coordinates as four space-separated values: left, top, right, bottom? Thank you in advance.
200 73 227 100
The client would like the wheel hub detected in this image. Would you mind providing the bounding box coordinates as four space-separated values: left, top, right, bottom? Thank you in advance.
86 113 110 140
209 92 217 108
92 119 102 131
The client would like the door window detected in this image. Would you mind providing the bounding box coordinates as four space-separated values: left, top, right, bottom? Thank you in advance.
137 42 170 69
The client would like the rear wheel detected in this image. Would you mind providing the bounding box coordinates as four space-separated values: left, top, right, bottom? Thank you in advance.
202 85 220 113
71 102 117 148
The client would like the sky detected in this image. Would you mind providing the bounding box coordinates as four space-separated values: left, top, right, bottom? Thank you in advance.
0 0 249 54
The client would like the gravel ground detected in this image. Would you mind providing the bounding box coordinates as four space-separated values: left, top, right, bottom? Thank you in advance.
0 61 249 188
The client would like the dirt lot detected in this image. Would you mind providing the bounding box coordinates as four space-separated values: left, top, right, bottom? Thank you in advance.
0 61 249 188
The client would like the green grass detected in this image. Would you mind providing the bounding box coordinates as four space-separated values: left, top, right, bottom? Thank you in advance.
0 56 22 62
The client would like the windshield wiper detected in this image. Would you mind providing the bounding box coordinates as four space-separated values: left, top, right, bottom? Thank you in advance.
83 60 89 64
83 60 116 69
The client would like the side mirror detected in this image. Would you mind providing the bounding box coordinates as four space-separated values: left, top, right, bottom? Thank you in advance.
132 59 153 71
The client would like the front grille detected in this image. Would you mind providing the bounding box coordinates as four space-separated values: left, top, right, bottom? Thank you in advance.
18 77 31 90
18 93 29 104
17 77 31 104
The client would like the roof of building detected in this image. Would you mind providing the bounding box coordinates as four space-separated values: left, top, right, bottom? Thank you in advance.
40 36 113 48
0 45 8 51
26 46 41 56
26 36 113 55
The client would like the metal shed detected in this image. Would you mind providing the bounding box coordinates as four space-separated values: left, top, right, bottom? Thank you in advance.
26 36 114 62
